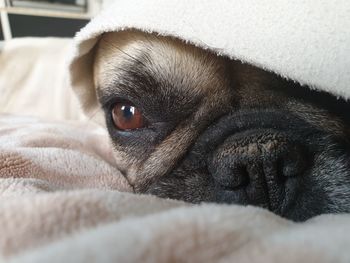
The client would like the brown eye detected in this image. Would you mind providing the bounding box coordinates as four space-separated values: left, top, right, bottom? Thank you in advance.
112 103 146 131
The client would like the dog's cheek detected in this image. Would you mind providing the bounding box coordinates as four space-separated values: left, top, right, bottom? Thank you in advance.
146 179 187 200
288 148 350 220
314 150 350 210
146 171 215 203
110 146 144 175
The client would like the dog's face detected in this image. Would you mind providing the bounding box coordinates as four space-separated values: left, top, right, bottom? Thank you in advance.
93 31 350 221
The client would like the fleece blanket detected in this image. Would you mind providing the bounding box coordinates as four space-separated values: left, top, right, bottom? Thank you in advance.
2 114 350 263
2 0 350 262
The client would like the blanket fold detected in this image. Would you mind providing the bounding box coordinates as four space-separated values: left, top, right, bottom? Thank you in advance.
1 175 350 262
1 0 350 262
1 115 350 262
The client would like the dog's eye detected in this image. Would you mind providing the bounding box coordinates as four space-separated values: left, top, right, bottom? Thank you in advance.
112 103 146 131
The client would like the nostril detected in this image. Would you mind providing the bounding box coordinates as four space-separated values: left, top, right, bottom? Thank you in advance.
211 161 250 190
283 159 300 177
278 146 308 178
230 165 250 188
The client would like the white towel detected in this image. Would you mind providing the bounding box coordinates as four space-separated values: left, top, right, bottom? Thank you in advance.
69 0 350 115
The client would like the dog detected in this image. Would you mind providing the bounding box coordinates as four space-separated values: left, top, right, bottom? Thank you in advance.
92 30 350 221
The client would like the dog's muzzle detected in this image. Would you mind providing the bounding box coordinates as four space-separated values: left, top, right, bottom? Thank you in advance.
188 110 318 213
209 129 307 212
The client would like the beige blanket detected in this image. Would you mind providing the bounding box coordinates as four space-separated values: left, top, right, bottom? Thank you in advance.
0 38 85 121
1 114 350 263
1 2 349 262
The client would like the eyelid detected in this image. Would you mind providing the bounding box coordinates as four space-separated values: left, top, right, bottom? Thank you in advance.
100 96 136 112
100 94 169 125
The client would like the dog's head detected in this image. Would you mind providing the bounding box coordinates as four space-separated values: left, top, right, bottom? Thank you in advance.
92 30 350 221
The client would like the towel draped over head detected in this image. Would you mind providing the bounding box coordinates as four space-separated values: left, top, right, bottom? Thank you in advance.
69 0 350 116
2 2 350 261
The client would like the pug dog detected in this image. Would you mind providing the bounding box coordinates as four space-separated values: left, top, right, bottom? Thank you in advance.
92 30 350 221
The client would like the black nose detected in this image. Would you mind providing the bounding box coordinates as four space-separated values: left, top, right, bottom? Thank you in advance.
209 130 307 211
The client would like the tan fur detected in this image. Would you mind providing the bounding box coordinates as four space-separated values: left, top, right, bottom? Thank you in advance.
92 30 349 199
93 30 232 188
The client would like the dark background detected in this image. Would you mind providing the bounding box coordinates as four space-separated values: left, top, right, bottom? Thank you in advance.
0 21 3 40
0 14 88 40
9 14 88 38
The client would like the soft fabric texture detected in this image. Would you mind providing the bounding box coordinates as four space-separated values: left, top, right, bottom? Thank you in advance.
69 0 350 116
0 114 130 191
1 1 350 262
0 38 85 121
1 114 350 263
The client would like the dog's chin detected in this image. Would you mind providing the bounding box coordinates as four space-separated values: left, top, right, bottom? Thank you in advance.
145 110 350 222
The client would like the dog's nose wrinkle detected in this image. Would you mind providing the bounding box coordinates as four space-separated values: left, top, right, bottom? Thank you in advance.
209 130 307 210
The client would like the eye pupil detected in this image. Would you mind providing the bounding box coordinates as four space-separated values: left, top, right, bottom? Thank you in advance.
112 103 145 131
121 105 134 119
